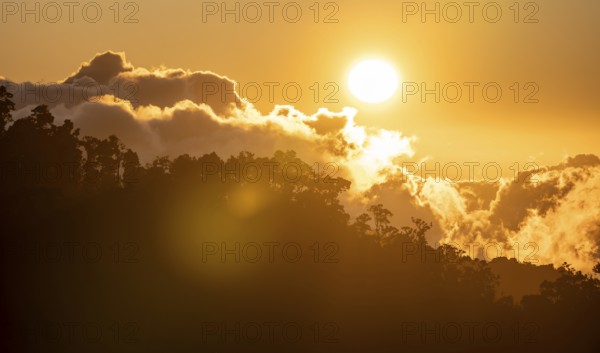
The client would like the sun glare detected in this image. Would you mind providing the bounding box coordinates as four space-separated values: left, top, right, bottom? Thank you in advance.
348 59 399 103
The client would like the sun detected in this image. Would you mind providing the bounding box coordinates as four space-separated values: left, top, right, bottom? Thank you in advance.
348 59 399 103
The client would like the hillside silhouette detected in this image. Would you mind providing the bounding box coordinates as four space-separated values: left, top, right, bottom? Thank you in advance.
1 86 599 352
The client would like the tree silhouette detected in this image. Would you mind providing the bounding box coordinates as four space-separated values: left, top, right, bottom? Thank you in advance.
367 203 394 237
0 85 15 133
0 85 599 353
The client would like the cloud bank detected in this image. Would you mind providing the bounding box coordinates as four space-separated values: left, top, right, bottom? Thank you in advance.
2 51 598 273
361 155 600 274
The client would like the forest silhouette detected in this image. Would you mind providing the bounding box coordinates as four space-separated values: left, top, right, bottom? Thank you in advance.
1 85 599 352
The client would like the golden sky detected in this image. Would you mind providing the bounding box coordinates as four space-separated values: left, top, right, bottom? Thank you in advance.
1 0 599 168
1 0 600 274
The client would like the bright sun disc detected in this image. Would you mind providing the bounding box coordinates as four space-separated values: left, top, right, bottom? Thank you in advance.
348 59 399 103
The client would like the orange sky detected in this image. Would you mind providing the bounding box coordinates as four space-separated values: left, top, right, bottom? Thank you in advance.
1 0 599 168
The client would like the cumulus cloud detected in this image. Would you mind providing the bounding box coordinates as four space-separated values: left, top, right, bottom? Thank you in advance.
46 94 414 191
365 158 600 274
0 51 413 188
64 51 133 85
3 51 599 273
1 51 244 116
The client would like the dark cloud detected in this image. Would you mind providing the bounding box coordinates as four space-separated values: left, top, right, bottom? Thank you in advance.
64 51 133 85
148 106 223 143
562 154 600 169
456 181 500 212
2 51 244 117
112 68 243 115
489 177 570 232
305 112 349 135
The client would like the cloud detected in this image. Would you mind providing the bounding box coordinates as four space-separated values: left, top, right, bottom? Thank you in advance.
392 160 600 274
0 51 415 188
64 51 133 85
41 94 413 190
2 52 415 184
2 51 245 116
3 51 599 273
305 111 349 135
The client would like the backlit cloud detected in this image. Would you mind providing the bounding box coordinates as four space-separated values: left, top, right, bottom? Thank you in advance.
3 51 598 273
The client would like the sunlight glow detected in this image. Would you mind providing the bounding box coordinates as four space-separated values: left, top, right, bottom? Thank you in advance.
348 59 399 103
